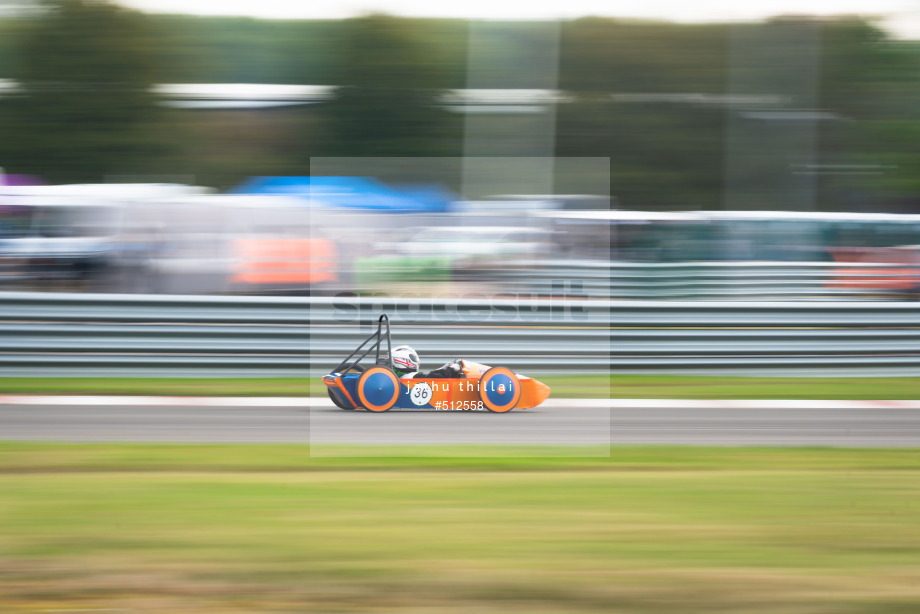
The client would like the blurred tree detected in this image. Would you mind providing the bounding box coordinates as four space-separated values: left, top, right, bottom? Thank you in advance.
556 16 920 212
823 27 920 209
1 10 913 208
558 18 730 209
0 17 29 76
0 0 167 182
319 14 461 157
560 18 727 93
557 98 725 210
145 16 343 85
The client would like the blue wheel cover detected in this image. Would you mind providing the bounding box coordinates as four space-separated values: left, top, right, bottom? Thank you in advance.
363 372 396 406
484 373 515 406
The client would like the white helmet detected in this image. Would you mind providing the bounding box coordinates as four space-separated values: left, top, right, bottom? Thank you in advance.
392 345 420 374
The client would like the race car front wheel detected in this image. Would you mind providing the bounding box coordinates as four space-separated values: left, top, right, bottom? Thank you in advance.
479 366 521 413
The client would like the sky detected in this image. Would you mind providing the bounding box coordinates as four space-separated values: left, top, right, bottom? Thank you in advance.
115 0 920 38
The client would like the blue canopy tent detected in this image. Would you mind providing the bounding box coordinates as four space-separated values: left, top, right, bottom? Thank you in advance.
390 184 458 213
230 176 449 213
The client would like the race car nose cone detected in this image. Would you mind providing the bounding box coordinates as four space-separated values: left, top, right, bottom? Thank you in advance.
532 380 551 406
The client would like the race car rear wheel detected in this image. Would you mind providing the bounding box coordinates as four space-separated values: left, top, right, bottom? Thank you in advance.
328 365 364 410
479 366 521 413
328 389 349 409
357 366 401 412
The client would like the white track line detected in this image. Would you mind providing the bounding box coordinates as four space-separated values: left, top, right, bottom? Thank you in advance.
0 396 919 409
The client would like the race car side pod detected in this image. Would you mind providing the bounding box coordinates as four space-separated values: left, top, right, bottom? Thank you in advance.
331 313 394 374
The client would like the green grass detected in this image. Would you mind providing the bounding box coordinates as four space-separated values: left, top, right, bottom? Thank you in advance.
0 444 919 613
2 375 920 399
0 377 318 397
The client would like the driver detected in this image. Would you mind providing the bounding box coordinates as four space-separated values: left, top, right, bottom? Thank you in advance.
392 345 463 379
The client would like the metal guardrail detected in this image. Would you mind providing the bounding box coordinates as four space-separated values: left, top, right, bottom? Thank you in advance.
488 260 920 299
2 292 920 377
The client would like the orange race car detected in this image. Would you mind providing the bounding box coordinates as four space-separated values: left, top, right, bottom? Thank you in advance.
322 315 551 413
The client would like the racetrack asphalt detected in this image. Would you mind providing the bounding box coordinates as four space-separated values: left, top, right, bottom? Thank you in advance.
1 397 919 447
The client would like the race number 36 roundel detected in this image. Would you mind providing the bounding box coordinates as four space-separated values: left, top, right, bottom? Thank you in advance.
357 366 400 412
478 366 521 413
